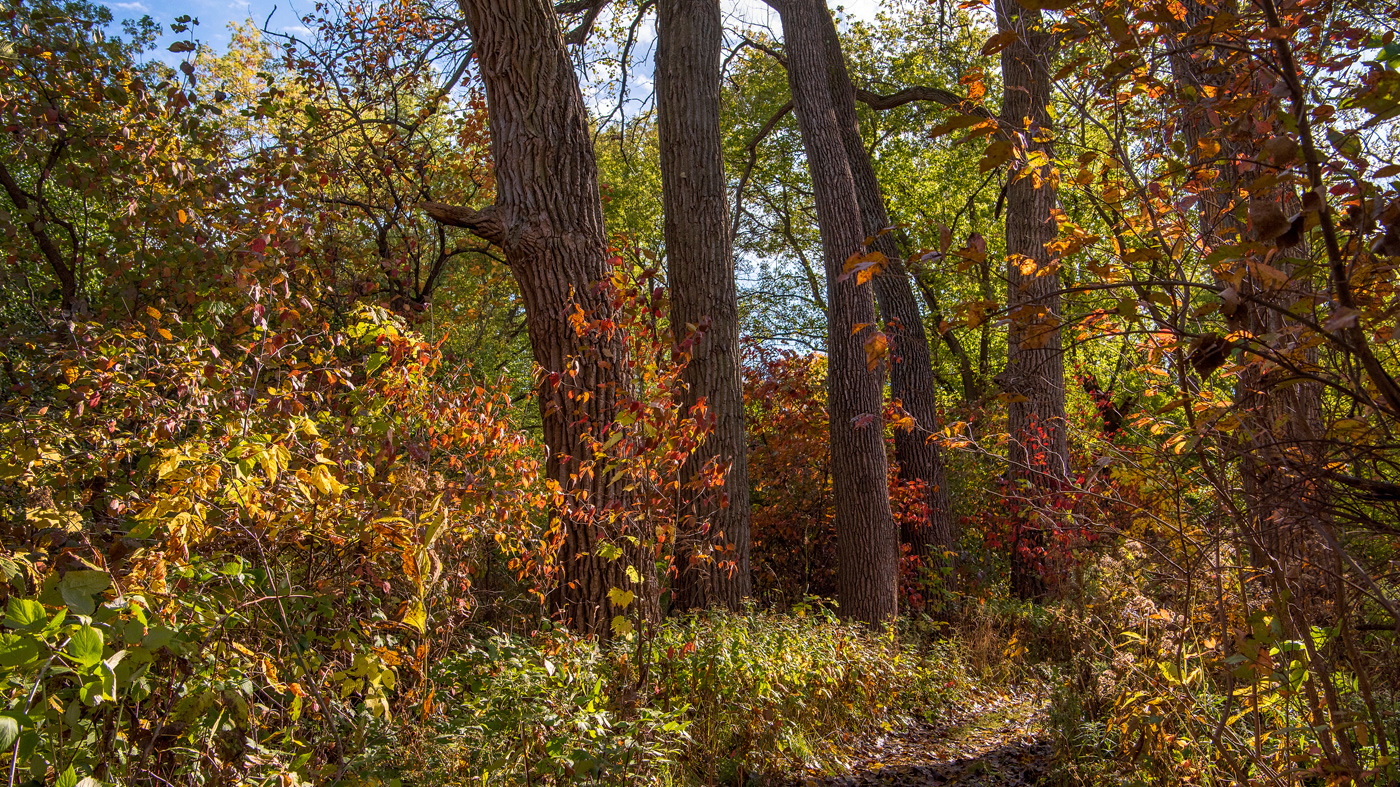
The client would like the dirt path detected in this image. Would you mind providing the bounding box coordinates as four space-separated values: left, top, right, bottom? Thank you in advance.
798 686 1052 786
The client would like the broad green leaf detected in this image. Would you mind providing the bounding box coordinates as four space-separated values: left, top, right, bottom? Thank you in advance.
141 625 176 651
0 633 41 669
58 571 110 616
0 713 19 750
67 625 104 669
99 660 118 700
4 598 45 631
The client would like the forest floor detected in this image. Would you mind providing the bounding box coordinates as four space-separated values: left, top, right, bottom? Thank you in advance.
797 684 1052 786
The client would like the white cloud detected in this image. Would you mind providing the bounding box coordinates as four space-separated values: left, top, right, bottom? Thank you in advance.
280 24 311 37
109 1 149 11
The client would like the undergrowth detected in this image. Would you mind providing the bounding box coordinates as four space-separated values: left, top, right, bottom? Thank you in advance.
396 605 970 786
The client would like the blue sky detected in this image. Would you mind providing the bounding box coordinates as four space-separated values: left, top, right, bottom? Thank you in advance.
105 0 883 56
104 0 308 52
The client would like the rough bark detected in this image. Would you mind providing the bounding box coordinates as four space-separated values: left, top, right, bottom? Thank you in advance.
656 0 752 611
995 0 1067 600
765 0 898 624
816 9 954 561
437 0 656 634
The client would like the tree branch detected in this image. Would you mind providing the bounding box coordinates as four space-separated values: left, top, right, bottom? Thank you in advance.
0 158 76 310
1259 0 1400 417
561 0 610 45
731 100 793 239
420 202 506 248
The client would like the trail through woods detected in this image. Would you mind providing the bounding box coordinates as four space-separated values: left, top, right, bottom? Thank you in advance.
798 686 1051 786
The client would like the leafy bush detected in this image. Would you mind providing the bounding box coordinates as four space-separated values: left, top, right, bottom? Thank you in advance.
0 305 548 784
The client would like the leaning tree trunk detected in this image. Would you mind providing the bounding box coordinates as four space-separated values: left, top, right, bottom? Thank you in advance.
426 0 655 634
765 0 898 624
995 0 1067 600
817 8 954 561
656 0 752 612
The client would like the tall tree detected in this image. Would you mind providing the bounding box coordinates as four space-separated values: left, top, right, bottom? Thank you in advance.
994 0 1067 599
817 9 954 559
424 0 651 634
764 0 898 624
656 0 752 611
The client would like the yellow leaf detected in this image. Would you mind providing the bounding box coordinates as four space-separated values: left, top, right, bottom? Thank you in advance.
607 587 635 609
610 615 635 637
398 599 426 633
309 464 344 497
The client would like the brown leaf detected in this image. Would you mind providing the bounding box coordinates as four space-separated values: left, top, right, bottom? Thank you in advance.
1188 332 1233 377
1324 308 1359 332
1249 198 1290 241
864 331 889 371
1262 135 1299 166
981 30 1021 56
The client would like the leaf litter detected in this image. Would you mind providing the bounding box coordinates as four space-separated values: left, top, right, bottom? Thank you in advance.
795 685 1050 786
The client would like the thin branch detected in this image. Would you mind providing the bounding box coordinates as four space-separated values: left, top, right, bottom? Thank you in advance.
731 100 793 239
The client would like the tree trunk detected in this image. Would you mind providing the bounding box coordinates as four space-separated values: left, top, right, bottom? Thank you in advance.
766 0 898 625
436 0 656 634
817 9 954 562
656 0 752 611
995 0 1067 600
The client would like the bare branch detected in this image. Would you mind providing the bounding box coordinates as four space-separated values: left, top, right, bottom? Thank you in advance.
421 202 506 248
731 100 793 239
562 0 610 45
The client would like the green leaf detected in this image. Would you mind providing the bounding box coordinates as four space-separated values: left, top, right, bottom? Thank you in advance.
56 766 78 787
98 660 117 701
58 571 110 616
0 633 41 669
0 713 19 750
4 598 45 631
141 625 176 651
67 625 104 669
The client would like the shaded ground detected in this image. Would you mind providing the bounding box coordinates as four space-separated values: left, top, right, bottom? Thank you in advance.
798 686 1052 786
